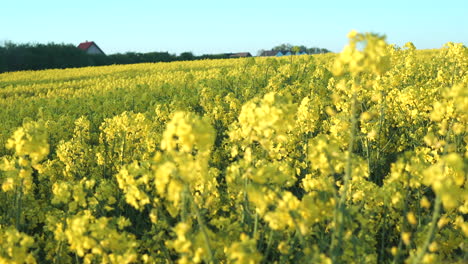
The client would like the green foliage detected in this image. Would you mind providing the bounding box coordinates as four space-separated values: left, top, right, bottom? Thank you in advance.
270 43 331 54
0 43 231 73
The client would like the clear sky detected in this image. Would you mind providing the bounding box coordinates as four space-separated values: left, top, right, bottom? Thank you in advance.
1 0 467 55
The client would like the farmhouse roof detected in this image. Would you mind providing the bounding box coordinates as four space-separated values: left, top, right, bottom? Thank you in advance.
260 50 278 56
230 52 252 58
77 41 105 55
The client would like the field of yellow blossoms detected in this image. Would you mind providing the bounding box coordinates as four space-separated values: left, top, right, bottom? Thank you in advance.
0 32 466 263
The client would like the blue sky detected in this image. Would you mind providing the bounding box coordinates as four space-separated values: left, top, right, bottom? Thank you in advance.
1 0 467 55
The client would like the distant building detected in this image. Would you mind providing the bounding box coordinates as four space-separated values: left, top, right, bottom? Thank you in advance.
228 52 252 58
259 50 278 57
77 41 105 55
260 50 308 57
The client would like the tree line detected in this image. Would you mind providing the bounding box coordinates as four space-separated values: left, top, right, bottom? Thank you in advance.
258 43 331 56
0 42 234 73
0 42 332 73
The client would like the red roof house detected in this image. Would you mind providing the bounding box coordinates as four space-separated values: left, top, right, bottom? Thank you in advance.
77 41 105 55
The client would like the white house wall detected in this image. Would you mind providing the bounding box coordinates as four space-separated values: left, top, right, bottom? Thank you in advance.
87 45 103 55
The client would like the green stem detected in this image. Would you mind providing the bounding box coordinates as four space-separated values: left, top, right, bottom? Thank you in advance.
181 188 188 222
160 240 174 264
54 241 62 264
412 195 441 264
242 176 250 225
392 235 404 264
411 119 453 263
120 131 126 166
379 206 387 263
261 228 275 264
15 181 24 231
392 166 412 264
330 92 357 262
376 90 386 162
186 186 216 264
253 211 259 239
